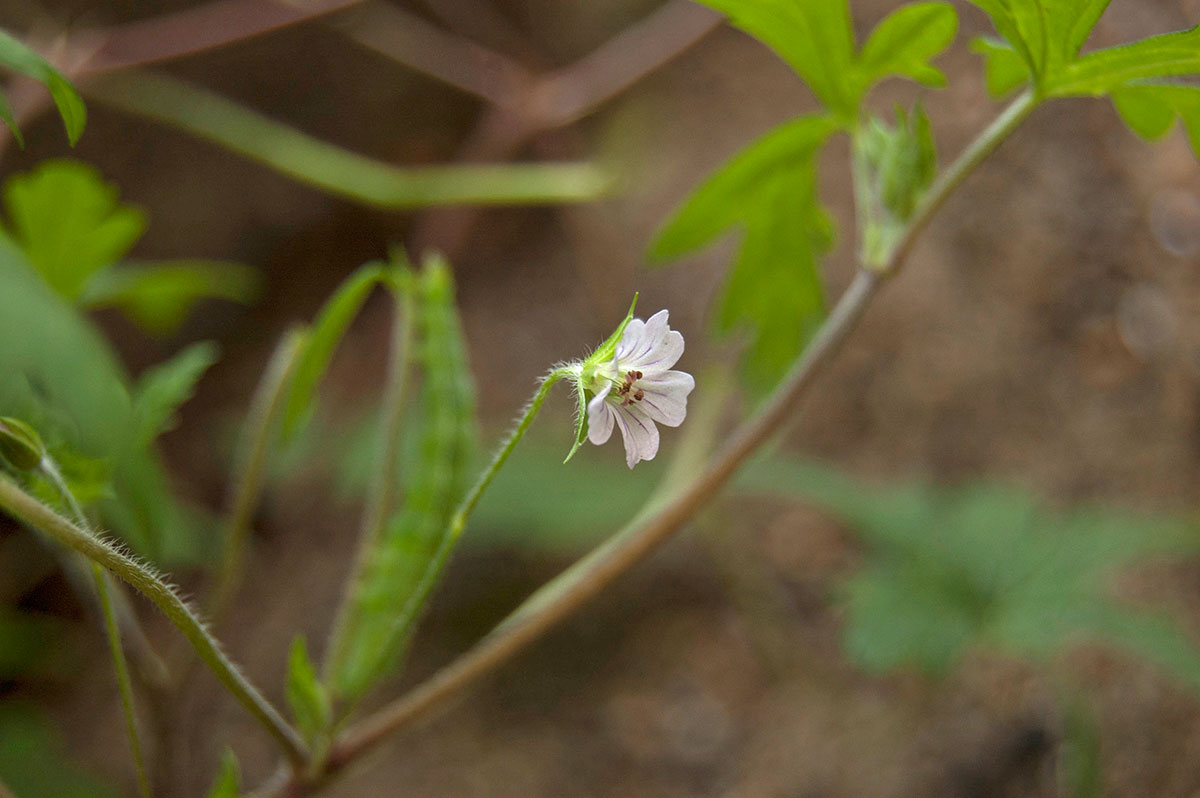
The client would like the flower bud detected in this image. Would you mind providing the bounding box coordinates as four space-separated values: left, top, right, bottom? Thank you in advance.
0 416 46 471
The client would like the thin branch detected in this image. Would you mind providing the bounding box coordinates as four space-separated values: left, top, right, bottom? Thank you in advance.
268 89 1042 793
0 476 310 769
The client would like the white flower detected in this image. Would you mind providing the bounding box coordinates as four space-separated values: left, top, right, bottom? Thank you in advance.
584 309 695 468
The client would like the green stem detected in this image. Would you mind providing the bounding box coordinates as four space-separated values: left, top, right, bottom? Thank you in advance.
93 560 153 798
209 327 308 625
40 458 152 798
324 288 415 682
0 475 309 768
316 90 1040 780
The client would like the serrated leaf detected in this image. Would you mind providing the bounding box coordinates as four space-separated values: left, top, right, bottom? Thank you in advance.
281 262 389 440
1110 85 1200 158
2 160 146 301
285 637 330 742
331 254 477 700
204 750 239 798
695 0 857 116
0 29 86 145
855 2 958 91
970 36 1032 96
80 260 261 336
650 115 836 391
131 342 219 448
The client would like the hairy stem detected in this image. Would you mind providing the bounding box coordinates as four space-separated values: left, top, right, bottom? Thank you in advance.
0 476 309 768
324 288 415 682
315 90 1042 782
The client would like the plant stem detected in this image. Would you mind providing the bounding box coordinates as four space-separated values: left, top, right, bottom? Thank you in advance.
324 288 415 682
94 560 153 798
40 458 152 798
209 327 308 625
0 475 309 768
314 89 1041 782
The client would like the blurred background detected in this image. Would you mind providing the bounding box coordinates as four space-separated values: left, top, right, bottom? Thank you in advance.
3 0 1200 795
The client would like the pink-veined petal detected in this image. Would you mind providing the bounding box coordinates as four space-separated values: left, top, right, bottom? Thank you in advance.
612 401 660 468
587 385 615 445
637 369 694 427
617 310 669 362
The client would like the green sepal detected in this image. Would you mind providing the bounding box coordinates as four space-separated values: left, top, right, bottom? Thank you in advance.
0 416 45 471
587 293 638 370
285 636 330 744
563 375 589 464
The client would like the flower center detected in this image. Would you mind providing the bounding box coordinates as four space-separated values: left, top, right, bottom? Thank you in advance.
615 370 645 406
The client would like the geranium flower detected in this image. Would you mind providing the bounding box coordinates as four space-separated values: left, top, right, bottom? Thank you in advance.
582 309 694 468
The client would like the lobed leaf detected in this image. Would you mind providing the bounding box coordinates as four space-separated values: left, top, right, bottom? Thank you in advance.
970 36 1033 97
693 0 857 115
1110 84 1200 158
651 115 836 391
1045 26 1200 97
2 160 146 301
331 254 477 700
0 28 86 145
855 2 958 91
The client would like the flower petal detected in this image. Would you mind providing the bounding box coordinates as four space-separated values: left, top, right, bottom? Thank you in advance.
618 309 668 362
587 385 615 445
612 401 660 468
637 369 695 427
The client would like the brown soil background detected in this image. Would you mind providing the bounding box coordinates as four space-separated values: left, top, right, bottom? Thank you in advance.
6 0 1200 796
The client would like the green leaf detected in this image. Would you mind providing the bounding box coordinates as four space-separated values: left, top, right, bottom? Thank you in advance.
970 36 1032 96
0 702 119 798
1110 85 1200 158
2 160 146 301
0 90 23 148
0 233 204 563
650 115 836 391
856 2 958 91
331 255 477 700
204 750 240 798
736 457 1200 685
131 342 219 448
0 29 86 145
81 260 261 336
854 105 938 268
1046 26 1200 97
281 262 389 440
285 637 330 743
1059 695 1102 798
964 0 1113 84
86 70 608 209
694 0 857 116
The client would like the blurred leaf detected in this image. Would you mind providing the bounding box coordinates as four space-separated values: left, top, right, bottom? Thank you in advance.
1045 27 1200 97
736 457 1200 685
286 637 330 743
0 702 118 798
1110 85 1200 160
331 255 477 700
0 28 86 145
81 260 261 336
970 36 1032 97
86 70 609 209
694 0 857 115
1060 695 1102 798
0 90 22 148
0 235 204 563
281 262 389 441
131 341 219 448
0 610 72 680
854 105 938 267
2 160 146 301
204 750 239 798
855 3 958 91
963 0 1111 86
650 115 836 392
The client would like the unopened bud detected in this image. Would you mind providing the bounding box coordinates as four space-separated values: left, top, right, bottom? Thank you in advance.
0 416 45 471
